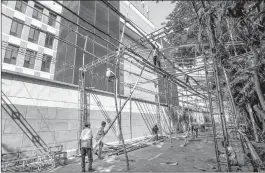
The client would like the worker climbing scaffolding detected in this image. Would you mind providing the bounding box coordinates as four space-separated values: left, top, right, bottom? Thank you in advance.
153 47 161 68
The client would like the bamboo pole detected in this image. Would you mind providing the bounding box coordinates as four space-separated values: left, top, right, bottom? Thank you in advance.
130 87 132 139
221 64 246 153
238 130 263 171
112 3 131 169
93 51 153 151
166 77 173 147
135 102 152 134
207 14 231 172
114 72 129 170
136 102 152 134
246 102 260 143
203 52 221 171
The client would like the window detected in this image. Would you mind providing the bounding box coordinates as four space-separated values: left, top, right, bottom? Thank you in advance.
10 19 24 38
32 4 43 21
4 44 19 65
44 33 54 49
24 49 36 69
15 0 28 13
41 54 52 72
2 0 8 5
28 25 40 43
48 12 57 27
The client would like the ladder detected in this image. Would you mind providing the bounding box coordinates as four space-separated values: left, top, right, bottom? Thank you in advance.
159 104 172 134
91 94 119 140
156 94 170 135
135 101 152 134
1 92 48 154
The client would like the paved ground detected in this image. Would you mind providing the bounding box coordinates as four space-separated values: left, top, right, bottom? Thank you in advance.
51 138 242 172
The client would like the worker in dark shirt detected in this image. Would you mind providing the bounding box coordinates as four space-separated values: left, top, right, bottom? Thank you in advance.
95 121 106 159
153 49 161 68
152 125 159 141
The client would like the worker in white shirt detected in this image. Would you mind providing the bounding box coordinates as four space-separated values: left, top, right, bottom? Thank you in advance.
106 68 116 82
79 122 95 172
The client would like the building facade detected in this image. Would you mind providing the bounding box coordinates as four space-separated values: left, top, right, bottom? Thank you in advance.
1 1 173 155
1 0 62 80
55 1 157 101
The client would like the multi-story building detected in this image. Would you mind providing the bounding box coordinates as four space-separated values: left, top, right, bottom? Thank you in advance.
1 1 173 154
55 1 157 101
1 0 62 80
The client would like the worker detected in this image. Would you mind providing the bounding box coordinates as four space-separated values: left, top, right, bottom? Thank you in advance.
193 124 199 138
153 48 161 68
106 68 116 82
152 125 159 141
95 121 106 159
220 141 238 166
79 122 95 172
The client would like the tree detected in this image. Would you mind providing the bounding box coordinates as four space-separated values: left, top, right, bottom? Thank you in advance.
163 0 265 141
163 1 201 68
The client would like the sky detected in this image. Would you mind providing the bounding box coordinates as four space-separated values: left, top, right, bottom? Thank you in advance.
145 1 176 29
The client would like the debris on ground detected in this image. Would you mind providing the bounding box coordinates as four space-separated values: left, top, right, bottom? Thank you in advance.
207 164 216 169
97 165 115 172
193 165 208 171
160 161 178 166
103 155 120 164
152 142 164 148
205 157 217 163
101 136 165 158
148 153 164 161
185 156 195 162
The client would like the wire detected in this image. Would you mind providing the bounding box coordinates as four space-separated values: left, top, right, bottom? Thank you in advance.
52 0 206 98
29 1 206 99
51 0 121 49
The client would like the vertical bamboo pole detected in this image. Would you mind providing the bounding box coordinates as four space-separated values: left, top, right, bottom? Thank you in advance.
82 36 88 124
247 103 260 143
203 52 221 172
207 14 231 172
166 77 173 147
130 86 132 139
221 64 246 153
114 73 129 170
93 51 153 151
113 3 131 169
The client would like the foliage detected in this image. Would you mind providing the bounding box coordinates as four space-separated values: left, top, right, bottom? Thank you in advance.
163 1 201 68
164 0 265 137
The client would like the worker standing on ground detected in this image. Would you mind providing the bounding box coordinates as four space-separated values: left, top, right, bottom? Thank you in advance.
194 124 199 138
79 122 95 172
220 141 238 166
152 125 159 141
95 121 106 159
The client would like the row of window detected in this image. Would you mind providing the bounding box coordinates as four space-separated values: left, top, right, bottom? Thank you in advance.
4 44 52 73
10 18 55 49
2 0 57 27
